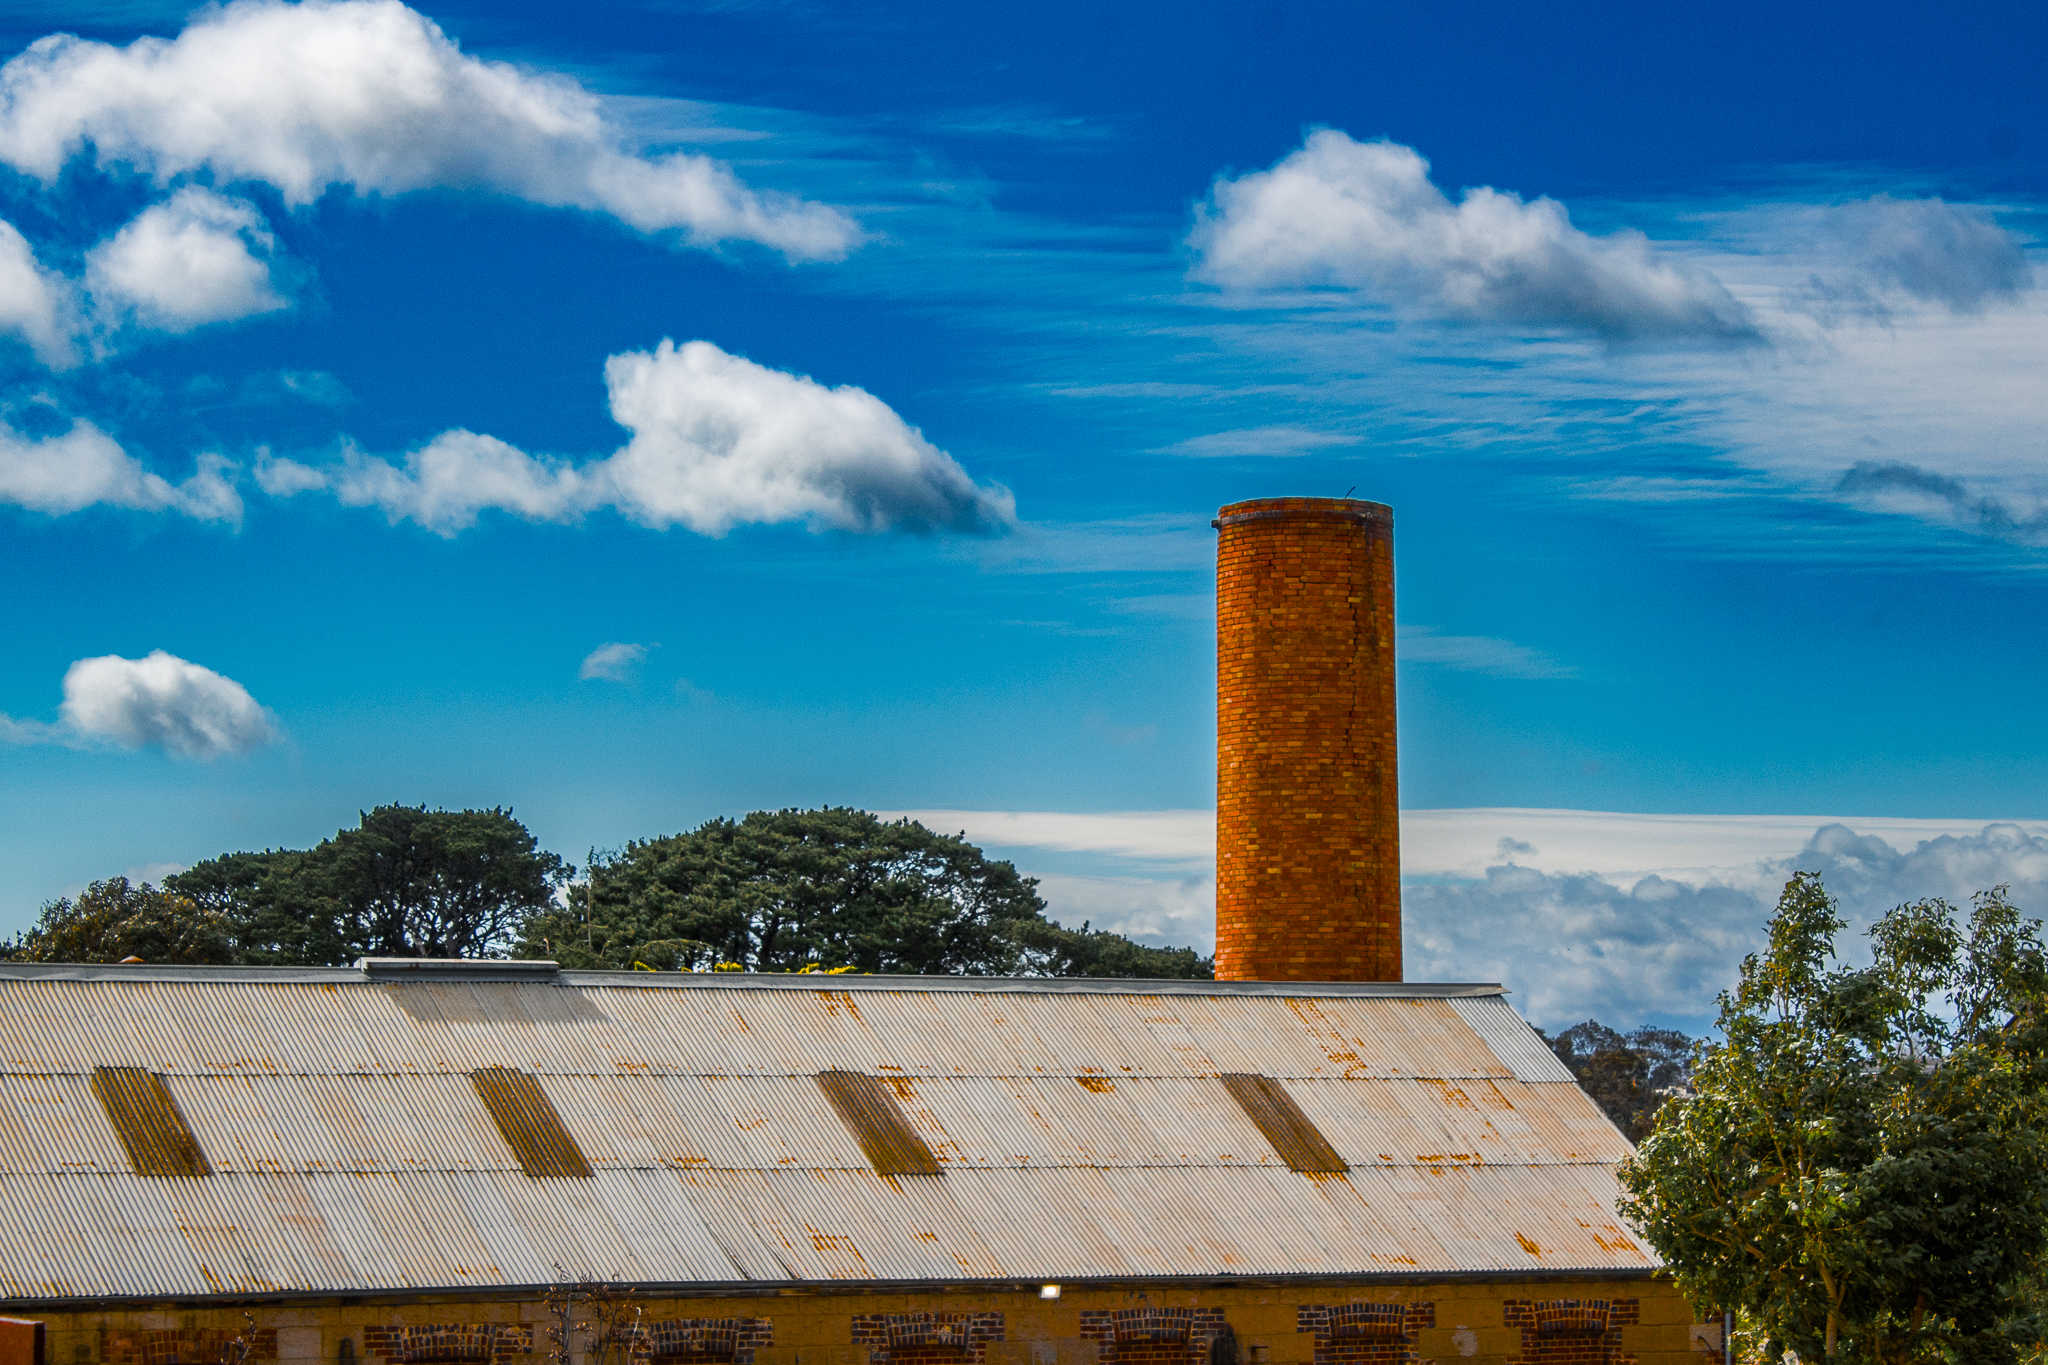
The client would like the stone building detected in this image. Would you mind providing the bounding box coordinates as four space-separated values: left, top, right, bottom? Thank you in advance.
0 496 1703 1365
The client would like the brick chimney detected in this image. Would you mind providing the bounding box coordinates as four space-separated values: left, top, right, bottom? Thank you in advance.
1214 497 1400 982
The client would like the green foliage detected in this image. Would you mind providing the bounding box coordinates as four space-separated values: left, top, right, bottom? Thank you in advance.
166 850 350 965
168 805 570 963
1545 1019 1696 1141
516 806 1213 978
9 877 235 964
1619 872 2048 1365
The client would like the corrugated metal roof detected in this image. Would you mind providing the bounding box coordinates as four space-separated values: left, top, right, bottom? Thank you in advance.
0 966 1650 1303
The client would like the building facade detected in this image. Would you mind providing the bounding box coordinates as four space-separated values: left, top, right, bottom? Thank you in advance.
0 962 1693 1365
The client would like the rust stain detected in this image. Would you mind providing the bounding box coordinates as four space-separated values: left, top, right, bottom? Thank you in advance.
1422 1079 1478 1109
886 1077 918 1099
1076 1077 1115 1093
1515 1233 1542 1256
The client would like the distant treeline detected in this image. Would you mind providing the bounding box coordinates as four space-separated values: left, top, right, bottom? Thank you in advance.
6 804 1212 979
1541 1020 1695 1140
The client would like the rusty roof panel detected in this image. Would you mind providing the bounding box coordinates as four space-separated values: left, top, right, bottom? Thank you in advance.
0 973 1650 1302
1220 1074 1348 1173
470 1069 594 1178
814 1071 941 1176
92 1068 210 1179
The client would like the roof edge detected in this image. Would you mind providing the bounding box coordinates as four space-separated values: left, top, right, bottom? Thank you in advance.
0 962 1504 997
0 1267 1658 1312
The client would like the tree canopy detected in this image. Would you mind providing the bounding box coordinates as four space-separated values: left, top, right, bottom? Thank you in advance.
33 804 1204 978
1544 1019 1695 1142
169 804 569 963
516 807 1212 978
1619 872 2048 1365
8 877 235 964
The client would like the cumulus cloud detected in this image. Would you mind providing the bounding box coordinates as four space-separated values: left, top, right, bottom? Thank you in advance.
1409 820 2048 1030
0 0 857 260
1398 625 1576 679
59 650 277 758
1 649 277 758
267 338 1016 537
0 218 76 364
579 641 648 681
600 340 1012 534
85 187 289 331
1188 130 1758 344
1822 195 2032 313
0 420 241 521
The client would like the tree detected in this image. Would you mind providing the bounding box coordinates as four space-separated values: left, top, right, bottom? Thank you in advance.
1618 872 2048 1365
1544 1019 1696 1141
8 877 235 964
169 805 570 963
313 805 569 959
516 806 1213 978
166 850 350 965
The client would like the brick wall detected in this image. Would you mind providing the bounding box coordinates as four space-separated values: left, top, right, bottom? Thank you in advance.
633 1319 771 1365
850 1313 1001 1365
1079 1306 1228 1365
1504 1300 1639 1365
361 1326 532 1365
33 1276 1693 1365
101 1330 278 1365
1297 1301 1434 1365
1215 496 1401 983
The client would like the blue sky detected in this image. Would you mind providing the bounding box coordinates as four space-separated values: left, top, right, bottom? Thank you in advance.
1 0 2044 1030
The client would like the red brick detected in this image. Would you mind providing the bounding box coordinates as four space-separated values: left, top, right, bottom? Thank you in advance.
1215 498 1400 982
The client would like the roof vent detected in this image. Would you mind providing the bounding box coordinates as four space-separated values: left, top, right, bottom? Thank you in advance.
815 1070 942 1176
92 1067 211 1178
470 1067 594 1178
358 958 560 981
1221 1073 1349 1174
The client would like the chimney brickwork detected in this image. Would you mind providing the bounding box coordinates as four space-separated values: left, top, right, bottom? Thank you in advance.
1214 497 1400 982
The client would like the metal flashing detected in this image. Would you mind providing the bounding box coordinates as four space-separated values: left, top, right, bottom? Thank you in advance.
555 973 1504 998
361 958 561 981
469 1067 594 1178
91 1067 211 1178
815 1071 943 1176
1219 1074 1348 1174
0 960 1503 998
0 1266 1663 1313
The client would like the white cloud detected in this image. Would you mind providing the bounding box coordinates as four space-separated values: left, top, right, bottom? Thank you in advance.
60 650 277 758
1408 819 2048 1029
327 429 595 533
1819 195 2032 313
85 187 288 332
904 805 2048 1028
600 339 1013 535
0 421 241 521
1152 425 1363 457
0 218 75 365
579 641 648 681
883 808 1215 864
1188 130 1758 343
273 338 1016 537
0 649 277 758
1398 625 1576 679
0 0 857 261
1030 871 1217 950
